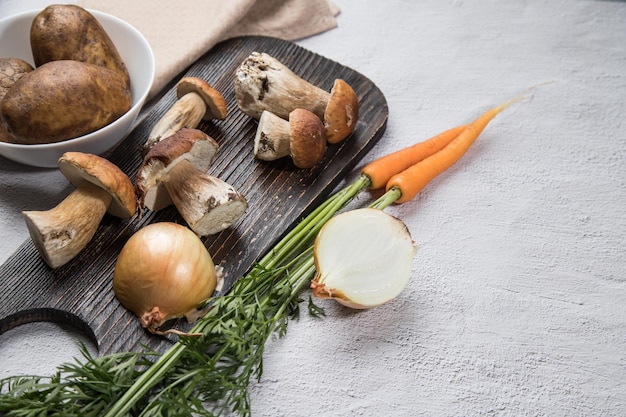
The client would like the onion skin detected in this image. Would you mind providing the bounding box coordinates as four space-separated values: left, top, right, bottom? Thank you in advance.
310 285 375 310
113 222 217 333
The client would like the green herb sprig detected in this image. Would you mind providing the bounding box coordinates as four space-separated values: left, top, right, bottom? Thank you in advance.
2 175 395 417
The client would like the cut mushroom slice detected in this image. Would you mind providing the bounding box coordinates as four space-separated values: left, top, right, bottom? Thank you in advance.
254 109 327 169
136 128 220 211
135 128 247 236
163 159 248 236
143 77 227 152
234 52 359 143
22 152 136 268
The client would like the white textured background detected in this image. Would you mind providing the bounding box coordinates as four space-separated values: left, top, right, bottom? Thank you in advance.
1 1 625 416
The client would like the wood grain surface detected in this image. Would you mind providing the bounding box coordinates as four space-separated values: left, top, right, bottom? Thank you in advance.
0 36 388 355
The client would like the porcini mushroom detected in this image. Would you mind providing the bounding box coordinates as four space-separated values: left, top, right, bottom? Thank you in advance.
135 128 247 236
254 109 327 169
22 152 136 269
143 77 227 152
234 52 359 144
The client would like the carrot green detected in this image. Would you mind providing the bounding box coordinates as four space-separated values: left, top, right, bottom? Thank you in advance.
0 89 529 416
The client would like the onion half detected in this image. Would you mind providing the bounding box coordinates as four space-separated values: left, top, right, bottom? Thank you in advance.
311 208 416 309
113 222 217 334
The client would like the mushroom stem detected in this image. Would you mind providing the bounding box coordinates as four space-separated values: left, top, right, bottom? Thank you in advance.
235 52 359 143
145 92 206 151
235 52 330 121
162 159 248 236
22 183 112 268
143 77 227 154
254 109 327 169
254 110 291 161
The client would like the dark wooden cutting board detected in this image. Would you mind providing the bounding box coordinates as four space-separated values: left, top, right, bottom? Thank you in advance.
0 36 388 355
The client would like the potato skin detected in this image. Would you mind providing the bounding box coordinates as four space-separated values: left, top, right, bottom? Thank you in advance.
0 60 132 144
0 58 34 143
30 4 130 88
0 57 34 101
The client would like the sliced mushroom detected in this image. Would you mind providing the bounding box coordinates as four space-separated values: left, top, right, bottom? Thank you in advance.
135 128 247 236
254 109 327 169
234 52 359 144
136 128 219 211
22 152 136 268
143 77 227 152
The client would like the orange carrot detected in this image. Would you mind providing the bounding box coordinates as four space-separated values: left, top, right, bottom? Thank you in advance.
362 124 468 189
386 94 524 204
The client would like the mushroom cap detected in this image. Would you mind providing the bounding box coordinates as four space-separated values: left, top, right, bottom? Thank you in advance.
57 152 136 218
323 79 359 144
135 128 219 211
176 77 227 121
289 109 327 169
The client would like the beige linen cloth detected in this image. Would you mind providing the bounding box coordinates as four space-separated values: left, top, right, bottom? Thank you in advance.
76 0 340 98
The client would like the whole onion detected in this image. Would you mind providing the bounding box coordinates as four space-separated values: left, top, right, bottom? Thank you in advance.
113 222 217 334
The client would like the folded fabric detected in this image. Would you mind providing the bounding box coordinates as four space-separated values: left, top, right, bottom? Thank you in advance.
78 0 339 97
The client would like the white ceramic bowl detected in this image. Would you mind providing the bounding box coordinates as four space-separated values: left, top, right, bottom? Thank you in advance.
0 8 155 168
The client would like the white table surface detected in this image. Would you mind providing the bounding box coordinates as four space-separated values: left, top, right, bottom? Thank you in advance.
1 1 626 415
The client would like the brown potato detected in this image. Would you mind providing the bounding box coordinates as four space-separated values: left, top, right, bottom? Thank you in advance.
30 4 130 88
0 58 34 143
0 126 15 143
0 60 131 144
0 57 34 101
